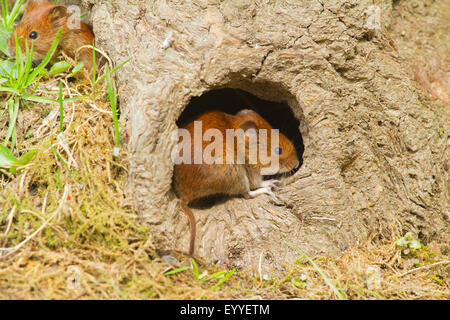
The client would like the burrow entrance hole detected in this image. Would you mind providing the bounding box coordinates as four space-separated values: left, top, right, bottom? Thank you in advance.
177 88 305 170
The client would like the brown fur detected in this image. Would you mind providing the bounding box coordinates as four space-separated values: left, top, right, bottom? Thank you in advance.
173 109 300 255
8 0 95 71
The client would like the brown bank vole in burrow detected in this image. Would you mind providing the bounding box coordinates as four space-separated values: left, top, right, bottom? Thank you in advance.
8 0 95 71
173 109 300 256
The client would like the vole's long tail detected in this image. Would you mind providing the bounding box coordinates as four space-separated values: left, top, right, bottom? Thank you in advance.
181 201 196 256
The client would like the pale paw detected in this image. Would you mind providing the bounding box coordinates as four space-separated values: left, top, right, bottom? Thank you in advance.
247 185 276 198
261 179 280 190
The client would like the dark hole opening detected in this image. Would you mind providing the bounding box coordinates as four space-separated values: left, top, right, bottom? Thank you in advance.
177 88 304 168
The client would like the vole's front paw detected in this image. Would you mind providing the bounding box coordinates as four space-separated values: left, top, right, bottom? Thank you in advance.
247 181 280 198
261 179 280 190
247 188 272 198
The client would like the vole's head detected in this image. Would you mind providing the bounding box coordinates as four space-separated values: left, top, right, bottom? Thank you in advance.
276 131 300 174
236 109 300 175
8 0 68 61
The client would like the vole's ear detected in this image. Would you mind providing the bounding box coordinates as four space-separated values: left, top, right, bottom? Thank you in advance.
49 6 68 26
240 120 259 139
236 109 257 117
27 0 42 10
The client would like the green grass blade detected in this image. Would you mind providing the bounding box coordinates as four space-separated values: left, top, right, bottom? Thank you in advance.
5 0 24 29
0 27 10 56
14 35 24 88
50 146 70 172
58 80 64 132
191 258 199 280
285 240 346 300
209 270 227 280
92 41 96 85
17 40 34 89
0 86 19 94
62 94 90 103
1 0 7 20
21 93 57 104
211 268 235 290
164 266 191 276
94 57 132 86
106 65 120 150
3 97 19 147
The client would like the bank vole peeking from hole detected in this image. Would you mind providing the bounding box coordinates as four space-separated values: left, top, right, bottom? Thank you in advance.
173 109 300 256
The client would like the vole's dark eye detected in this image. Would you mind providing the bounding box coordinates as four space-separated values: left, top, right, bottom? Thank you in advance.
29 31 38 40
274 147 282 155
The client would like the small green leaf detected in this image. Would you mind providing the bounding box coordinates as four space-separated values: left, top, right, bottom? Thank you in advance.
291 278 306 289
49 61 71 76
0 86 19 94
67 61 84 78
0 145 35 171
0 145 19 166
409 240 422 250
0 28 11 56
0 60 15 77
39 68 49 78
198 271 208 280
396 237 407 247
16 149 36 166
404 232 413 241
